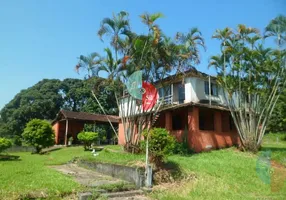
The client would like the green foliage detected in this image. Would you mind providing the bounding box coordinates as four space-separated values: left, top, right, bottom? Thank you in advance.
96 182 135 192
141 128 176 167
173 142 194 155
0 79 62 138
0 137 12 153
0 147 91 199
22 119 54 153
79 144 286 199
209 15 286 151
268 89 286 133
77 132 98 150
0 78 118 140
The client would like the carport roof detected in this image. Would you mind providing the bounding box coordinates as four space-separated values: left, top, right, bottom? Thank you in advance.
52 110 119 124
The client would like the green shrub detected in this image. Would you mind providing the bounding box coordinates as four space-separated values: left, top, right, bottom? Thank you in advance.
173 142 193 155
0 137 12 153
22 119 54 153
77 132 98 150
141 128 176 167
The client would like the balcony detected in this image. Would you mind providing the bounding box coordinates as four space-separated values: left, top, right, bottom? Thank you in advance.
158 82 185 105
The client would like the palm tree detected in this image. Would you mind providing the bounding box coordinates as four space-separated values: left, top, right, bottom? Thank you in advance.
94 48 123 80
212 27 233 76
75 52 118 137
75 52 102 78
98 11 130 62
264 15 286 48
175 28 206 72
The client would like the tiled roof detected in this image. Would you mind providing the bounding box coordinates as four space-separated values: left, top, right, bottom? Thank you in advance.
53 110 119 124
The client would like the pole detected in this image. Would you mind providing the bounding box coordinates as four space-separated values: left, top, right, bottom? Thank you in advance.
209 76 211 106
145 130 152 188
65 119 69 146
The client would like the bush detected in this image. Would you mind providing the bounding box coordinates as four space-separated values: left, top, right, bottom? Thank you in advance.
141 128 176 167
22 119 55 153
173 142 193 155
77 131 98 150
0 137 12 153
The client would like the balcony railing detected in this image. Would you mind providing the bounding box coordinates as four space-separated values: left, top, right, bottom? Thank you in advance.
159 94 173 105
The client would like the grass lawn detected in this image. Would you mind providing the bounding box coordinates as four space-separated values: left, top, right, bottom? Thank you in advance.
86 135 286 200
261 133 286 167
0 134 285 200
0 147 92 200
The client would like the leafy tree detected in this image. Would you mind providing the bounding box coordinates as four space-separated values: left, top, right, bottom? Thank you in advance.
0 137 12 153
268 89 286 132
60 78 91 111
76 11 205 153
0 78 118 140
0 118 9 137
209 15 286 152
22 119 55 153
98 11 130 62
0 79 62 137
140 128 176 167
77 131 98 150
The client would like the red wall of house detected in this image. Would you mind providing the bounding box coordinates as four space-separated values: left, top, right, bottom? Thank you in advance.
186 107 240 152
118 121 125 145
117 106 241 152
52 120 85 145
52 122 60 144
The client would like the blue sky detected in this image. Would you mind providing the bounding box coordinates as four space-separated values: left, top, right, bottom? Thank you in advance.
0 0 285 109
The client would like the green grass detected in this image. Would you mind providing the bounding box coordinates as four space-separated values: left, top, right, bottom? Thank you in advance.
81 146 145 166
83 142 286 200
1 137 286 200
262 133 286 166
0 147 92 200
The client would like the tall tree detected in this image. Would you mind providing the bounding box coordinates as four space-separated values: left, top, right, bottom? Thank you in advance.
98 11 130 62
209 16 286 152
77 11 205 152
0 78 117 140
0 79 62 137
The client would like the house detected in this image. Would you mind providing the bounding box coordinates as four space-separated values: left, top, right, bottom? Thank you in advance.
52 110 119 145
118 69 240 152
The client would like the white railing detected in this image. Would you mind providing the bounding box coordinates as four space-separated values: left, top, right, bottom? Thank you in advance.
159 94 173 105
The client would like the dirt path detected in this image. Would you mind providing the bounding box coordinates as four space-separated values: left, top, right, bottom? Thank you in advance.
50 163 124 187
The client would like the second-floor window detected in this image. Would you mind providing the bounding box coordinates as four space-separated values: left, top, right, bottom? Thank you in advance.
204 81 218 96
158 85 172 98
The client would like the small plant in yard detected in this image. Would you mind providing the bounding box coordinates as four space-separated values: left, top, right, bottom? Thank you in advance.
22 119 54 153
77 131 98 150
141 128 176 168
68 137 74 146
0 137 12 153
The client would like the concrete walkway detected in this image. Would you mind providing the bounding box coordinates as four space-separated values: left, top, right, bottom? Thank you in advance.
50 163 123 187
51 164 149 200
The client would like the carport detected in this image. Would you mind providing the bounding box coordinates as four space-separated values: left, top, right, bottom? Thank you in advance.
52 110 119 145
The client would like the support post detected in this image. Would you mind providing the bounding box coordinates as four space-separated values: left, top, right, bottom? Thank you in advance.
171 83 173 104
65 119 69 146
209 76 212 106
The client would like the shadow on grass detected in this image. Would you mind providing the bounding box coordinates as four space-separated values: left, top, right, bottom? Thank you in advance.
40 147 63 155
0 154 21 161
163 160 184 179
261 146 286 152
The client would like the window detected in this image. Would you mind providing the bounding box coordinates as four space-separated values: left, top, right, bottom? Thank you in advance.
229 115 235 131
172 115 183 130
178 83 185 103
199 109 214 130
221 112 235 132
204 81 218 96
